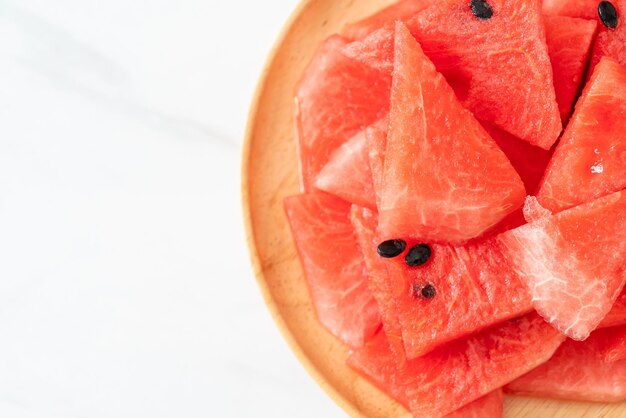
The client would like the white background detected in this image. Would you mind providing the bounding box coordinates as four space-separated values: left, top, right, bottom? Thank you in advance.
0 1 344 417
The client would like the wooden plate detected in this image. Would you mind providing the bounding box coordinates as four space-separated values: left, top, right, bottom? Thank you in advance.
241 1 626 416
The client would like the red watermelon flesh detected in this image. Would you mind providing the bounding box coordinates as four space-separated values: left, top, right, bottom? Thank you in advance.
348 314 565 417
506 327 626 402
342 0 430 40
314 129 376 209
544 15 598 122
354 209 532 359
482 122 554 195
537 57 626 213
543 0 597 18
602 289 626 328
378 23 526 244
365 118 388 209
445 389 503 418
351 205 407 366
598 325 626 362
295 35 391 191
542 0 626 74
345 0 562 149
590 0 626 72
284 193 381 347
498 191 626 340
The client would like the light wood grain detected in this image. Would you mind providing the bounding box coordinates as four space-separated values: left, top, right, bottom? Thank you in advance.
241 1 626 416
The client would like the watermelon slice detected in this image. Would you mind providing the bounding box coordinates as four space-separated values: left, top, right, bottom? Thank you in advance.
351 205 407 366
507 327 626 402
348 314 564 417
499 191 626 340
344 0 562 149
353 207 532 359
544 15 598 122
543 0 626 74
445 389 503 418
295 35 390 191
284 193 381 347
314 129 376 209
598 325 626 362
377 23 525 244
342 0 430 40
537 57 626 213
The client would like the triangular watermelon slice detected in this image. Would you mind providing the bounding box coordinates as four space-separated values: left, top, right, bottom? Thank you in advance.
378 23 525 244
314 129 376 209
343 0 562 149
353 208 532 359
284 193 381 347
351 205 407 366
499 191 626 340
507 327 626 402
544 15 598 122
348 314 564 417
537 57 626 213
295 35 390 191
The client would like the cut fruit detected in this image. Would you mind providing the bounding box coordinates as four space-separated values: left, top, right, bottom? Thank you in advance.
314 129 376 209
342 0 430 40
295 35 390 191
377 23 525 244
507 327 626 402
354 209 531 359
446 390 503 418
544 15 598 122
348 314 564 418
537 57 626 213
498 191 626 340
542 0 626 74
344 0 562 149
284 193 381 347
351 205 406 366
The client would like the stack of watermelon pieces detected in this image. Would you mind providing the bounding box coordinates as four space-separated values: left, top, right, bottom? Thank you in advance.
284 0 626 416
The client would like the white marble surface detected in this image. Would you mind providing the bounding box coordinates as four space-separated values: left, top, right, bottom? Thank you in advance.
0 1 344 417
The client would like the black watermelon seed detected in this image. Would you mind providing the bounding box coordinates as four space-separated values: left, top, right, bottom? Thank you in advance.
599 1 619 29
405 244 432 267
377 239 407 258
421 284 437 300
412 283 437 300
470 0 493 20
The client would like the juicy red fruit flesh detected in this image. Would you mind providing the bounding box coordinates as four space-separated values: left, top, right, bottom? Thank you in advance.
284 193 381 348
499 191 626 340
295 35 390 191
378 22 526 245
349 314 564 417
